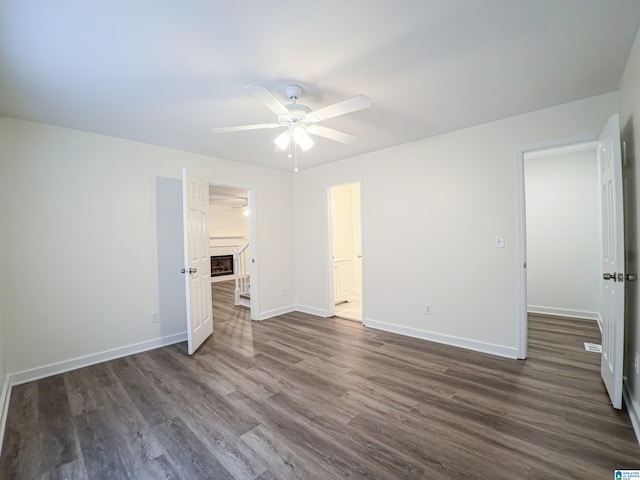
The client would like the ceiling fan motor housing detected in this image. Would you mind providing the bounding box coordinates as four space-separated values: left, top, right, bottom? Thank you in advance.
285 84 303 101
280 103 311 127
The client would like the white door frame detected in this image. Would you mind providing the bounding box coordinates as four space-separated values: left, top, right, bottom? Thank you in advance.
208 180 259 320
515 133 599 359
325 179 365 321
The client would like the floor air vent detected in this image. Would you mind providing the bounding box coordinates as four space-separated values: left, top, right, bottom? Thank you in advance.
584 342 602 353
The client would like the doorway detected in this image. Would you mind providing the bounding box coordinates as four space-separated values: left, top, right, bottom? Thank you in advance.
523 142 602 323
328 182 363 322
518 116 626 410
518 140 602 360
208 183 257 321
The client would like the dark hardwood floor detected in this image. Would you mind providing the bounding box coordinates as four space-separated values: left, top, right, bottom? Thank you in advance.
1 282 638 479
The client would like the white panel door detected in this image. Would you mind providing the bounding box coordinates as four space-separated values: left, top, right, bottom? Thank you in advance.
599 114 624 409
334 260 352 304
183 169 213 355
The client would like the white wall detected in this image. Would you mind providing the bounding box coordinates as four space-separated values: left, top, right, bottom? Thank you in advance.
0 117 294 375
209 204 249 239
524 148 602 319
0 194 6 430
0 295 6 398
293 92 618 358
331 184 356 260
619 26 640 440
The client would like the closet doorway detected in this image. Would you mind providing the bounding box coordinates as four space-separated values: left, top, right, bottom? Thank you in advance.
328 182 363 322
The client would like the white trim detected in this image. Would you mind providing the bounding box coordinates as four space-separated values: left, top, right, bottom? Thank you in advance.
596 312 603 333
0 374 11 454
325 185 336 318
294 304 330 318
515 141 528 359
526 305 600 321
256 305 296 321
515 133 600 360
0 331 187 454
524 140 599 159
10 332 187 387
623 384 640 445
210 274 235 283
363 319 519 359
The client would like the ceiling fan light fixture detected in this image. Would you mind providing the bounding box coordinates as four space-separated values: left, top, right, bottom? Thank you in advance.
293 126 314 151
274 130 291 150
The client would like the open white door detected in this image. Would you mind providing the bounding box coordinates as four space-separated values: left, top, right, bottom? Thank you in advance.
599 114 625 409
182 169 213 355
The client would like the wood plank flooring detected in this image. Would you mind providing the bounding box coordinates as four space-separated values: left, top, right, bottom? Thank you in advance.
1 282 638 478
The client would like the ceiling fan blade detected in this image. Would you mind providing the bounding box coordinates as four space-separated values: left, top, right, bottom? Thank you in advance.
307 125 357 144
245 85 290 115
306 94 371 122
212 123 280 133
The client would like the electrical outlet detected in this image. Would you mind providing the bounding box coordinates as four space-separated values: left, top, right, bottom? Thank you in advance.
282 288 287 297
152 311 159 324
424 304 432 315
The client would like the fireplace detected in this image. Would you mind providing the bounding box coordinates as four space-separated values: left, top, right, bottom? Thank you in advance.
210 255 234 277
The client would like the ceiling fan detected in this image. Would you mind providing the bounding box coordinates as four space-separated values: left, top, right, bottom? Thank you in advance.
213 84 371 160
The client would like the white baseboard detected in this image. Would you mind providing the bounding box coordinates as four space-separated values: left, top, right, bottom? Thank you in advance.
624 384 640 445
363 319 519 359
0 331 187 454
256 305 296 321
256 305 332 321
210 275 235 283
527 305 599 321
294 305 330 318
10 331 187 387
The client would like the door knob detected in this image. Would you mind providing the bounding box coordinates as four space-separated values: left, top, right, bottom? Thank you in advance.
626 273 637 281
189 267 197 274
603 272 616 281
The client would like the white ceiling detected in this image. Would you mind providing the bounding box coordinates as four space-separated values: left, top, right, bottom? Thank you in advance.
1 1 640 171
209 185 248 207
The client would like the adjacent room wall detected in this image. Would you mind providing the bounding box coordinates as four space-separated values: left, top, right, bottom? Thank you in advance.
293 92 618 358
331 184 356 261
0 227 5 386
0 303 6 444
0 191 7 434
619 26 640 440
0 300 6 400
209 204 249 239
0 117 294 376
524 147 602 320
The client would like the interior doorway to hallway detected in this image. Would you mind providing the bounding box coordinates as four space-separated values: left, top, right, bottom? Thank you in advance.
523 142 602 327
328 182 363 322
208 184 256 321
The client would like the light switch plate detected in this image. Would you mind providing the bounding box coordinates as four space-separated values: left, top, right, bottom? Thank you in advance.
495 235 505 248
